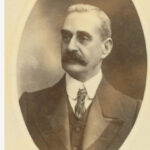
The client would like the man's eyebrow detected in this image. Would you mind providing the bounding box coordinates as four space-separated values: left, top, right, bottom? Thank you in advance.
61 29 72 35
77 31 92 39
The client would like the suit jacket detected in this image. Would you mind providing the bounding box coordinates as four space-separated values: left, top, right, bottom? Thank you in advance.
19 76 141 150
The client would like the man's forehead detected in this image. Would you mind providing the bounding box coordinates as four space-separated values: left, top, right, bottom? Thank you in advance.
62 12 102 33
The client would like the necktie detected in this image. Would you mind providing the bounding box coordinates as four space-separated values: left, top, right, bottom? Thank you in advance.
75 88 87 119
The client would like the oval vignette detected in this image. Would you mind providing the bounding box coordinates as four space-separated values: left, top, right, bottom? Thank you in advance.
17 0 147 150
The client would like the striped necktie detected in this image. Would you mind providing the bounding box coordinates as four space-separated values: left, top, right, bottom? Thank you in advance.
75 88 87 119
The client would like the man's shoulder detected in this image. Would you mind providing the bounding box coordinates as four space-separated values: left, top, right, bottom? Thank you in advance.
102 77 140 101
19 76 66 109
101 77 141 117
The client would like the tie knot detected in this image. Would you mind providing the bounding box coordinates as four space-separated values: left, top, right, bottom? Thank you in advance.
77 88 87 100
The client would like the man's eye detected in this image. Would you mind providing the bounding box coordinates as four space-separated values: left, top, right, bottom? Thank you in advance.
61 31 72 43
62 34 70 42
77 33 91 43
79 35 88 41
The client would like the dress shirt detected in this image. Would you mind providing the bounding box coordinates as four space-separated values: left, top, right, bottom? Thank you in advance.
66 70 102 112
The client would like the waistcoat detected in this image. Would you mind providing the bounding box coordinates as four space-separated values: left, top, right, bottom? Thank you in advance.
67 99 90 150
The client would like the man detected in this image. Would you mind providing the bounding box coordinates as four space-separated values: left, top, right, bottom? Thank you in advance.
19 4 141 150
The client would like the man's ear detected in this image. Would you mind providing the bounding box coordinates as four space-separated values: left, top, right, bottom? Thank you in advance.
101 38 113 59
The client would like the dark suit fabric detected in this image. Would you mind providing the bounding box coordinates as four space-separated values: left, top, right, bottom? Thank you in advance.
19 77 141 150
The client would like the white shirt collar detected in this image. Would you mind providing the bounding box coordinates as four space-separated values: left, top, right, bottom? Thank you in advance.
66 70 102 99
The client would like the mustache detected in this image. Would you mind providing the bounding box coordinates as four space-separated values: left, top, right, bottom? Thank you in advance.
62 51 87 65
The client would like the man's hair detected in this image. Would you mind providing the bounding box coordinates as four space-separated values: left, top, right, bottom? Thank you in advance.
67 4 112 41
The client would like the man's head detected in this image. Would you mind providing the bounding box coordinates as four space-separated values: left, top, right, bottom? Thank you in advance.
61 4 113 81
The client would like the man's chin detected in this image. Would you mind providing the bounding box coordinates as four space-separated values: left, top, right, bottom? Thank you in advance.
62 63 85 74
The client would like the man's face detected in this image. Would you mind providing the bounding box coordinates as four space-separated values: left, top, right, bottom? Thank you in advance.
61 12 111 77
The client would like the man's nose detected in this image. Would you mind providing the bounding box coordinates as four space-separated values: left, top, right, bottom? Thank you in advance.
68 36 78 51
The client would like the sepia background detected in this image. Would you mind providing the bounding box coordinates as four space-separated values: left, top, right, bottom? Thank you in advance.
5 0 150 150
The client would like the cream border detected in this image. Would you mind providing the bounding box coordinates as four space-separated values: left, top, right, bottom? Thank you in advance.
5 0 38 149
1 0 4 149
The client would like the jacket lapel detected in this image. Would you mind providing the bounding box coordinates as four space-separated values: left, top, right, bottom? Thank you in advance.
82 78 126 150
36 77 71 150
82 93 110 150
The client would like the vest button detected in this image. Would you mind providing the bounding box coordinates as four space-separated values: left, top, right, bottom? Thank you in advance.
73 146 78 150
75 127 80 132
